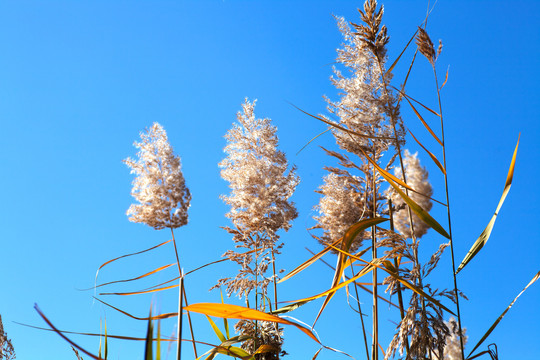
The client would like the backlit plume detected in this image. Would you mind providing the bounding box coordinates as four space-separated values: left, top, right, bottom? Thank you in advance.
389 150 433 239
124 122 191 230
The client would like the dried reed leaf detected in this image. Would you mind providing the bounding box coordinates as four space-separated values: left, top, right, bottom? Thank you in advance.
184 303 320 344
297 127 332 155
88 263 175 290
289 261 375 310
15 321 176 341
289 102 394 141
408 128 446 175
254 344 280 355
94 297 177 320
385 29 418 77
457 135 520 274
404 96 443 146
391 86 440 116
279 237 343 283
440 66 449 90
313 218 388 324
361 149 450 239
381 261 456 316
467 270 539 358
100 283 179 296
97 240 172 271
34 305 101 360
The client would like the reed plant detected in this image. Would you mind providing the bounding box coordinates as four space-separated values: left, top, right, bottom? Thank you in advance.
28 1 538 360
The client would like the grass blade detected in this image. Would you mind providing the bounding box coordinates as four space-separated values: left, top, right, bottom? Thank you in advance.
97 240 172 271
87 264 175 290
94 297 177 321
385 29 418 77
361 149 450 239
297 127 332 155
205 315 226 343
145 310 154 360
408 128 446 175
156 320 161 360
289 102 394 141
314 218 388 324
457 135 520 274
404 96 443 146
390 86 440 117
440 66 450 91
279 237 344 283
467 270 540 358
34 304 101 360
184 303 320 344
100 283 179 296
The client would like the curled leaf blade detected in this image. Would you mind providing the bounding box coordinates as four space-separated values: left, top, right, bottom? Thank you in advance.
184 303 320 344
457 135 519 274
467 270 539 358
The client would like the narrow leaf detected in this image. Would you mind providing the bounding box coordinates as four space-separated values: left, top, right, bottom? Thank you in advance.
94 297 177 321
271 301 309 315
205 315 226 343
408 128 446 175
457 135 520 274
97 240 172 271
297 127 332 155
467 270 539 358
289 102 394 141
312 348 323 360
404 96 443 146
440 66 449 90
361 149 450 239
184 303 320 344
87 264 175 290
254 344 280 355
145 310 154 360
34 305 101 360
391 87 441 117
314 218 388 324
279 237 344 283
220 290 230 339
385 29 418 77
100 283 179 296
156 320 161 360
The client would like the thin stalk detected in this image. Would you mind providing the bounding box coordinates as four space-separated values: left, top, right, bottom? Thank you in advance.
388 199 410 357
254 234 259 355
177 276 184 360
371 149 379 360
374 46 426 359
432 64 465 360
350 263 370 360
170 228 198 359
271 250 278 312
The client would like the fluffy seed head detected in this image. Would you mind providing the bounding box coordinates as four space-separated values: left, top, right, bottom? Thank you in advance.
124 122 191 230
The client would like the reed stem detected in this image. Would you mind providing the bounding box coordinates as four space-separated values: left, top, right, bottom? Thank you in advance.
432 64 465 360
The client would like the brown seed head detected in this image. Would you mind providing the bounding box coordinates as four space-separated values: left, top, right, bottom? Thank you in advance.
416 27 436 65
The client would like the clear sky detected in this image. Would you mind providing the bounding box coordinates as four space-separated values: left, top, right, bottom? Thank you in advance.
1 1 539 359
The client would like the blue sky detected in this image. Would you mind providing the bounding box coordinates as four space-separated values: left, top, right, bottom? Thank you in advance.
1 1 539 359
